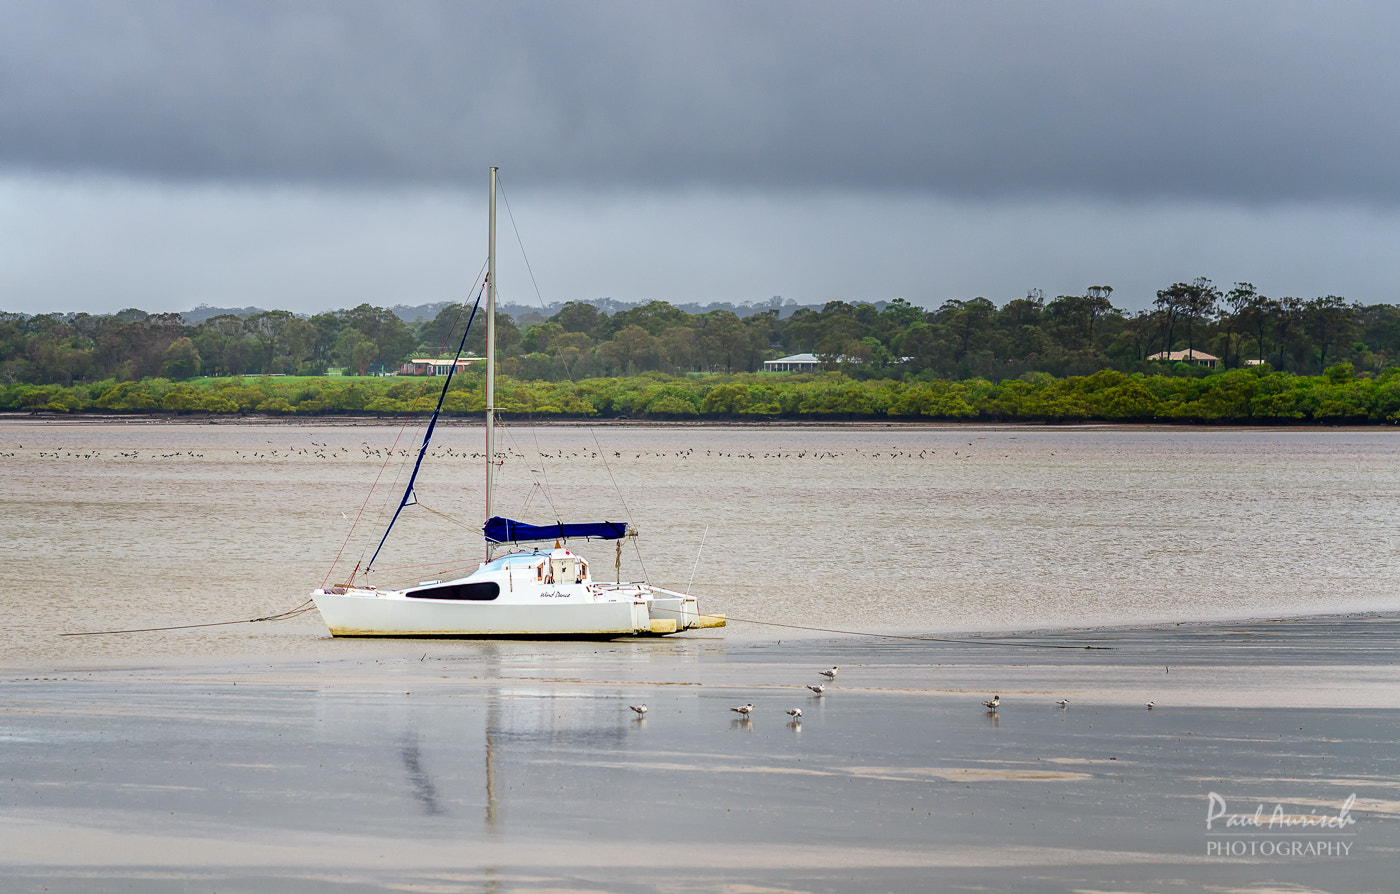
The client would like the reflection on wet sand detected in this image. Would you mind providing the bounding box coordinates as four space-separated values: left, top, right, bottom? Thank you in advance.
2 618 1400 892
485 694 500 831
399 729 445 816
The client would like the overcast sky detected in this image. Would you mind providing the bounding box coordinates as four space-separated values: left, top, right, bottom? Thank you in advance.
3 0 1398 317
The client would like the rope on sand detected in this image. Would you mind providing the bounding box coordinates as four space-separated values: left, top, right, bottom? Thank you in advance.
59 600 318 637
715 615 1114 649
59 604 1111 650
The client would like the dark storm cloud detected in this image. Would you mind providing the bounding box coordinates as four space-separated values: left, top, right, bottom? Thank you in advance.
2 1 1397 203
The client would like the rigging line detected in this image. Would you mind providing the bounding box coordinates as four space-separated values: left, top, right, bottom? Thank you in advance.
321 399 429 587
588 426 649 580
61 601 319 637
414 501 476 530
334 381 439 579
356 561 483 589
700 614 1113 650
367 282 486 572
426 259 489 354
514 481 551 521
497 175 582 378
498 175 581 506
523 414 558 515
497 176 574 514
499 175 645 576
368 559 480 573
687 524 709 595
519 481 539 517
498 422 561 521
324 261 493 587
496 175 547 309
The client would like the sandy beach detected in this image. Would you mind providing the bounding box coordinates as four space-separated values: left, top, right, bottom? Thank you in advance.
3 615 1398 893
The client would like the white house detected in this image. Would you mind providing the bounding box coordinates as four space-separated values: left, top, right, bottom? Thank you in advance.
1147 350 1219 369
398 356 485 376
762 353 824 372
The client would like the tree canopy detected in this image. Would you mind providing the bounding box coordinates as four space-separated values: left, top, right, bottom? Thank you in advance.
4 280 1400 419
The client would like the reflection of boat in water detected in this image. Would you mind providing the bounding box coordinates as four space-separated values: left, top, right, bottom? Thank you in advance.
312 168 723 638
385 677 641 828
399 730 445 816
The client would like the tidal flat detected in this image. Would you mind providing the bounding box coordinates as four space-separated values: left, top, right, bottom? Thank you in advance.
3 617 1398 893
2 419 1397 891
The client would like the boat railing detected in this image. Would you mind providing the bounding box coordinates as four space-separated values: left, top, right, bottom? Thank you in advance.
591 581 649 592
645 586 695 600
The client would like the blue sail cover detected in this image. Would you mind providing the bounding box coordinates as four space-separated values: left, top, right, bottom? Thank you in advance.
484 516 628 545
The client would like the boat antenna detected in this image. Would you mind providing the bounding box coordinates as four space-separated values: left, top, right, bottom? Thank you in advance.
365 283 485 573
486 165 497 560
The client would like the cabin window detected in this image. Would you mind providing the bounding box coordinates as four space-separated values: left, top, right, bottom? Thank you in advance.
408 582 500 601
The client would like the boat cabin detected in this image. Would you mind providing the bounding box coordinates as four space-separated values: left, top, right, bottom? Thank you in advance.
476 548 591 585
543 551 588 584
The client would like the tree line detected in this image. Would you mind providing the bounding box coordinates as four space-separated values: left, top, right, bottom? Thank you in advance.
4 364 1398 423
3 278 1399 388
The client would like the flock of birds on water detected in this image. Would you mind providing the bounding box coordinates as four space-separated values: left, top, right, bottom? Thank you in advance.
0 447 208 459
1 437 1024 464
628 667 1160 725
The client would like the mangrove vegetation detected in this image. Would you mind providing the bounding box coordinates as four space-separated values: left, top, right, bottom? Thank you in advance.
3 279 1399 423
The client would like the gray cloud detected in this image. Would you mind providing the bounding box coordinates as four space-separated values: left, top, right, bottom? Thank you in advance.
3 1 1398 203
4 180 1398 317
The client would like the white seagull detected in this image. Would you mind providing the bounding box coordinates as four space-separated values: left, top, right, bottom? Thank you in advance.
786 708 803 720
982 694 1001 710
1146 701 1155 710
1055 698 1070 709
819 666 839 679
629 704 648 716
806 684 826 695
731 703 756 719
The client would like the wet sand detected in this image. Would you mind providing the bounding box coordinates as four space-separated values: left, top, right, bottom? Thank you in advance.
3 615 1398 893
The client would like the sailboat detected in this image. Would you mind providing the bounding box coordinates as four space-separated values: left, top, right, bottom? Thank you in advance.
311 168 724 638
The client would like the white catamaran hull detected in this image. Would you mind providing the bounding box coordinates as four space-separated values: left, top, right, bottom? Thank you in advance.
312 590 653 637
312 550 724 638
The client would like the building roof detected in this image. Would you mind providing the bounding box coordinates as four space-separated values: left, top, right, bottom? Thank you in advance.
409 356 482 364
1148 350 1219 361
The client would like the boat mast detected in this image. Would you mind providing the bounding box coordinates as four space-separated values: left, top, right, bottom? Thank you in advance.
486 166 497 559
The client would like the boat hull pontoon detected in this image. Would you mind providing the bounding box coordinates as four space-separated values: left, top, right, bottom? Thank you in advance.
314 550 724 639
313 588 652 638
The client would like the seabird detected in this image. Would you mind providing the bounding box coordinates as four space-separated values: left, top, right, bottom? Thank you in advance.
806 684 826 695
1056 698 1070 709
1146 701 1155 710
731 703 755 718
819 666 839 679
629 704 647 716
786 708 802 719
982 694 1000 710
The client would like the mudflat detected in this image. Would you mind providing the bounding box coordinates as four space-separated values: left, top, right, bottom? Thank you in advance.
2 615 1396 893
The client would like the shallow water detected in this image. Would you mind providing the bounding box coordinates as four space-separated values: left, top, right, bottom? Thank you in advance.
1 418 1397 667
3 619 1397 892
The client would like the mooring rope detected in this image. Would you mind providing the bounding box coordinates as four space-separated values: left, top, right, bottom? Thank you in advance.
697 614 1113 649
59 603 1107 649
59 600 319 637
58 593 1109 651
